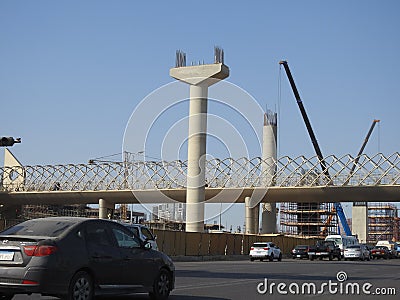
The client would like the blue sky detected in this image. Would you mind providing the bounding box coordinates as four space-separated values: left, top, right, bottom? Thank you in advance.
1 1 399 229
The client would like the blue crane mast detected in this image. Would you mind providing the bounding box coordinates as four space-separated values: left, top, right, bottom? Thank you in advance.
279 60 351 236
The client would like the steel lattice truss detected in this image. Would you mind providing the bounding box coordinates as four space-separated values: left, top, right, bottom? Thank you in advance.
1 153 399 192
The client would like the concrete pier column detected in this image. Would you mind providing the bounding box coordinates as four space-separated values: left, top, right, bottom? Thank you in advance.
170 49 229 232
245 196 260 234
352 202 368 243
261 111 277 233
99 199 114 219
185 84 208 232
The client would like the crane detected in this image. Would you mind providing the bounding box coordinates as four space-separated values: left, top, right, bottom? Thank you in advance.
347 119 380 184
279 60 352 236
320 119 380 234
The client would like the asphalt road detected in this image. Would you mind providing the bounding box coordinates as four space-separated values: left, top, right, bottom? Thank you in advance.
12 258 400 300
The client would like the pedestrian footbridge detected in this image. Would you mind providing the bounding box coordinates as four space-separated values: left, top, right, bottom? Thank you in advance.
0 153 399 206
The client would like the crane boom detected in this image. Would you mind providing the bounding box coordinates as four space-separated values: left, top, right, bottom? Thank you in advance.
350 119 380 175
279 61 330 180
279 60 351 236
321 119 380 234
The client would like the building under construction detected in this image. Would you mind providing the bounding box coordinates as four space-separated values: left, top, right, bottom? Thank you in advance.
20 204 145 223
368 203 400 243
280 202 338 237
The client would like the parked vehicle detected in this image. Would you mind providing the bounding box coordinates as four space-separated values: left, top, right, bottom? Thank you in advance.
362 244 374 260
0 217 175 300
249 242 282 262
124 223 159 251
291 245 309 259
308 240 341 261
344 244 370 261
325 235 358 257
370 246 390 259
396 245 400 258
376 241 398 258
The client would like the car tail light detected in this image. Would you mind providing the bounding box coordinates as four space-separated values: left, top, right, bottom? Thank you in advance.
263 247 269 250
23 245 58 257
22 280 39 285
250 247 254 250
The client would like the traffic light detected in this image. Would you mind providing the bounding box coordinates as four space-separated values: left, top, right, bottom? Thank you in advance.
0 137 21 147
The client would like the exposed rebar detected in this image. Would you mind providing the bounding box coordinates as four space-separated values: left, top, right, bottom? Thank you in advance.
175 50 186 67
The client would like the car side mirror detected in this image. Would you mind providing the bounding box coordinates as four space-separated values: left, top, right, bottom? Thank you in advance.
144 241 152 250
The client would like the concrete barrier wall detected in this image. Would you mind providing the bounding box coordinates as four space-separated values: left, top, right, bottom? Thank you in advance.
153 229 320 257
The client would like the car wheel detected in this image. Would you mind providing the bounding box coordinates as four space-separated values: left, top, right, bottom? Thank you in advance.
149 269 171 300
278 253 282 261
260 258 264 262
250 257 254 262
65 271 93 300
329 254 333 261
310 256 314 261
269 254 274 262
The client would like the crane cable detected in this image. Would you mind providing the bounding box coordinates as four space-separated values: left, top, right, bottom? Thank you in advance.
378 120 381 153
277 64 282 158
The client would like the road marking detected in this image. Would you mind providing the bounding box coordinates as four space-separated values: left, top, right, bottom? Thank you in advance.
176 278 258 291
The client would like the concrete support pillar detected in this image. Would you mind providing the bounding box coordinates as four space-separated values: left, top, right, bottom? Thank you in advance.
245 196 260 234
99 198 114 219
261 112 277 233
262 203 276 234
352 203 368 243
185 84 208 232
170 58 229 233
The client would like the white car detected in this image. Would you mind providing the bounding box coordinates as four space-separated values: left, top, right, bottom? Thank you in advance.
249 242 282 261
344 244 370 261
124 223 159 251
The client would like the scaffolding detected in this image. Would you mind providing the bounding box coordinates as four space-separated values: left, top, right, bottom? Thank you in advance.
21 204 97 219
368 203 399 243
280 202 338 238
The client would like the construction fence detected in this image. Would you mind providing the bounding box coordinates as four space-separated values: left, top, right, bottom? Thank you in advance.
0 219 320 257
153 229 320 257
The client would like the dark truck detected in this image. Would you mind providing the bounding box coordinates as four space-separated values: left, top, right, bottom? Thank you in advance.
308 240 341 261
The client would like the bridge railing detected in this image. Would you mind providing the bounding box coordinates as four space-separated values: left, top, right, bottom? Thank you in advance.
1 153 399 192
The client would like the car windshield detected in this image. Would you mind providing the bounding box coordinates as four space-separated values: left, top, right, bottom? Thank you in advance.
253 243 268 247
295 245 308 249
141 227 154 240
347 245 360 249
0 219 75 237
326 238 341 244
